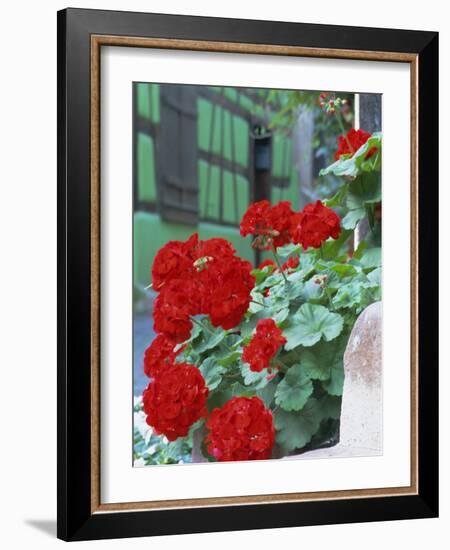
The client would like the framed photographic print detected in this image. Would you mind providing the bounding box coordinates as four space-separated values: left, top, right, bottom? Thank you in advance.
57 8 439 541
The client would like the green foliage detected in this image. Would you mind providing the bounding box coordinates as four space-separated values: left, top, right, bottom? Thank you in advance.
320 133 382 245
274 398 323 452
319 133 382 178
301 336 346 385
199 357 226 390
283 304 344 349
241 361 270 389
274 364 314 411
195 323 227 353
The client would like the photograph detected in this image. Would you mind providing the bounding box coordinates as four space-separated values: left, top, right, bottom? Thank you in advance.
132 83 383 466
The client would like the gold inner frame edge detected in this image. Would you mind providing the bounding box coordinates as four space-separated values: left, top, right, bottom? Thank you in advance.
89 35 419 514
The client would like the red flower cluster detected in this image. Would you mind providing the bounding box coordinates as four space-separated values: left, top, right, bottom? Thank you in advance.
290 200 341 250
153 279 196 343
151 234 198 291
201 256 256 330
143 362 208 441
240 200 294 250
241 200 340 252
242 318 286 373
206 396 275 461
151 233 255 340
143 334 184 379
334 128 377 160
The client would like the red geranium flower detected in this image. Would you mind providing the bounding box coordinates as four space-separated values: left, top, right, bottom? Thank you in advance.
194 237 236 265
268 201 295 248
143 334 184 379
151 234 237 291
242 318 286 372
203 256 255 330
240 200 271 238
240 200 295 250
206 396 275 461
334 128 377 160
143 362 208 441
290 200 341 250
151 235 253 338
281 256 300 271
151 233 198 291
153 279 194 343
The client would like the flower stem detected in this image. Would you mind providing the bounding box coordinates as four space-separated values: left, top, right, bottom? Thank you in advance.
251 299 266 308
271 245 289 283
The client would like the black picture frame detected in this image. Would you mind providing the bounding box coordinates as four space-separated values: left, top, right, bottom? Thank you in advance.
57 7 438 541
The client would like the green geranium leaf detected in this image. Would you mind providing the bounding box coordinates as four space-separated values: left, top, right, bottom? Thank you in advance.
296 278 323 302
249 291 266 313
274 398 322 452
274 364 314 411
342 208 365 230
332 280 374 313
353 133 382 168
346 173 381 211
217 350 241 367
165 438 188 460
195 323 227 353
257 379 278 408
319 156 359 178
317 394 342 420
320 229 352 259
330 263 358 277
323 184 349 208
352 240 368 260
199 357 226 391
360 247 382 268
182 322 202 345
283 304 344 350
231 381 256 398
241 362 269 389
251 266 274 285
273 307 290 325
261 271 284 289
276 243 302 257
207 389 233 412
322 363 345 396
301 336 346 396
320 133 382 179
367 266 382 285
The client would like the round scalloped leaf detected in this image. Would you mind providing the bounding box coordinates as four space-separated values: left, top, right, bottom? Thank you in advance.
283 304 344 350
274 364 313 411
274 398 322 452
